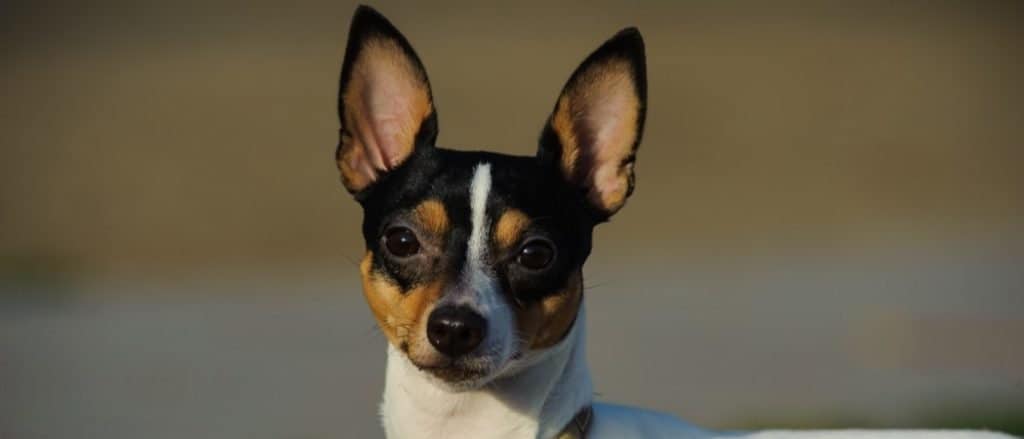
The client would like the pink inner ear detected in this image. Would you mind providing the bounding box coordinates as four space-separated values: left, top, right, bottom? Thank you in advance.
339 39 432 191
361 74 428 168
574 72 640 211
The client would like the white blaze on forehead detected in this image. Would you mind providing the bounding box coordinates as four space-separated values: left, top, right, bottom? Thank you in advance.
467 163 492 266
436 162 515 370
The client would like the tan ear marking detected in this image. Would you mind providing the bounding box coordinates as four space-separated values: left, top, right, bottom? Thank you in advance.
552 94 581 178
338 131 377 192
494 209 531 251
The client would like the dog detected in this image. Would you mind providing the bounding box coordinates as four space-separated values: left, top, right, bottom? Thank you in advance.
332 5 1014 439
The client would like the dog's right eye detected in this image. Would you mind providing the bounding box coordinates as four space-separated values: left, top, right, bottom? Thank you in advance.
384 227 421 257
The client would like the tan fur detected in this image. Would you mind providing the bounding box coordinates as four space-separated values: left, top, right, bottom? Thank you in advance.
494 208 530 251
338 38 433 192
550 58 640 213
360 253 443 349
413 199 450 237
495 207 582 350
552 94 581 178
517 271 584 349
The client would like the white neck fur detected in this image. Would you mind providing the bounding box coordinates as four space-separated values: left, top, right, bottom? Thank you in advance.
380 306 592 439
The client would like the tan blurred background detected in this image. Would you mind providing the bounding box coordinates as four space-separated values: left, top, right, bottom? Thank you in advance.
2 1 1023 437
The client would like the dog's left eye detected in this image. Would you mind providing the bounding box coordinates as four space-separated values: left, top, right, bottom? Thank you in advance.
516 239 555 270
384 227 421 257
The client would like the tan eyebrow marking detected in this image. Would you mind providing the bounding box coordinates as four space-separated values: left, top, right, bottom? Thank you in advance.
494 208 531 251
413 199 450 236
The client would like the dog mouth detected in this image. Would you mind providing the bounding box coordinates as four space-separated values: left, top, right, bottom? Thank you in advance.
410 350 528 387
420 363 487 383
411 358 492 384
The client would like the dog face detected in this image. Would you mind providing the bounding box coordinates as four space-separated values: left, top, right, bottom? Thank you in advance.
336 6 646 388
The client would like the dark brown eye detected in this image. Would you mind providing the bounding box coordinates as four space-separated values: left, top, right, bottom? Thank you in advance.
384 227 420 257
516 239 555 270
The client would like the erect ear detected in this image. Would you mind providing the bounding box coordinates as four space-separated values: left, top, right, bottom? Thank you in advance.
537 28 647 219
336 5 438 194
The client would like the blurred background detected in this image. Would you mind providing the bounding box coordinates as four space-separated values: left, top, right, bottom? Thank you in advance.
2 0 1022 437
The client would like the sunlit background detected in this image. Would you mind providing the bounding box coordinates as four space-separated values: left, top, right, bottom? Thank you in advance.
2 1 1023 437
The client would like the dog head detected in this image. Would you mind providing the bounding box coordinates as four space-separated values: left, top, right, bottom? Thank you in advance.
336 5 646 388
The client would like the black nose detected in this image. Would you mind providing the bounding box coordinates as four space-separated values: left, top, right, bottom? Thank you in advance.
426 306 486 358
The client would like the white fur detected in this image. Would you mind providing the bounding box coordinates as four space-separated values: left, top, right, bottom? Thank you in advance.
466 163 491 268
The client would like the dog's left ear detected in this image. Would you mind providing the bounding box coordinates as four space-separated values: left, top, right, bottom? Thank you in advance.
336 5 438 195
537 28 647 219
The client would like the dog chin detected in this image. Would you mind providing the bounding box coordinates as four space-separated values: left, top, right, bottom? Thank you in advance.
410 356 506 390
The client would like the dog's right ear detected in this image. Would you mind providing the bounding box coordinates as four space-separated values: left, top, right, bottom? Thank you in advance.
336 5 438 195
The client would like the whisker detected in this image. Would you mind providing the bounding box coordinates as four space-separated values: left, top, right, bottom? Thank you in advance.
344 253 362 268
364 323 383 339
584 280 614 290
